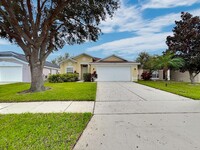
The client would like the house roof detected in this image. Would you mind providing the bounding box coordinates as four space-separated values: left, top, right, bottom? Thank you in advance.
94 54 137 63
60 53 100 64
0 51 60 69
72 53 94 59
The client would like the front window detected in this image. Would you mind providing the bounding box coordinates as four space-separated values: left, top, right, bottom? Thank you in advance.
66 66 73 73
152 70 159 79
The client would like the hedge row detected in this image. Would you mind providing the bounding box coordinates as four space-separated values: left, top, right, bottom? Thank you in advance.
48 73 79 83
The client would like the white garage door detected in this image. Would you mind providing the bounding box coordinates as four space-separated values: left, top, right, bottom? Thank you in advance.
0 66 22 82
96 66 131 81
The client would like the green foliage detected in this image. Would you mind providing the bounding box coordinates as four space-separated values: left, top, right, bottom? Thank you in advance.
61 73 79 82
138 80 200 100
0 113 92 150
48 74 63 83
0 82 97 102
51 53 69 65
48 73 78 83
83 73 92 82
154 52 185 70
136 52 151 69
166 12 200 83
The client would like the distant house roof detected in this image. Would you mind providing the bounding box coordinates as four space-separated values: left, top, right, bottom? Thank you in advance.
0 51 59 69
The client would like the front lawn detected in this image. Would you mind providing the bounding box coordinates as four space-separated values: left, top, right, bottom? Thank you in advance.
138 80 200 100
0 113 92 150
0 82 96 102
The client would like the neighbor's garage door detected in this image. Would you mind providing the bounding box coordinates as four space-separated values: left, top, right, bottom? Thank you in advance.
0 66 22 82
96 66 131 81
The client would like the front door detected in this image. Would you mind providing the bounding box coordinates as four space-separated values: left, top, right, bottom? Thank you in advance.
81 65 88 79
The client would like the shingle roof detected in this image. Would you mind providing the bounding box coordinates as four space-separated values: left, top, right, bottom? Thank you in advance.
0 51 59 69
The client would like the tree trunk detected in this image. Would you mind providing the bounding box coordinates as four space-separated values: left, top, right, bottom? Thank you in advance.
29 62 45 92
189 71 195 84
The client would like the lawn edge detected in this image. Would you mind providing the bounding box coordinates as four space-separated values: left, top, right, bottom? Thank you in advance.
136 81 197 100
72 113 94 149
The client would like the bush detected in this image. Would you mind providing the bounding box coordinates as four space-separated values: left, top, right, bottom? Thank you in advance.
141 71 152 80
48 74 63 83
48 73 79 83
61 73 79 82
83 73 92 82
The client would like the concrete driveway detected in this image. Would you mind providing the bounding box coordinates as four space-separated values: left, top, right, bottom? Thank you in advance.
74 82 200 150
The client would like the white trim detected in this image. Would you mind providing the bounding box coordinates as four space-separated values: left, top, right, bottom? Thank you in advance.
66 66 74 73
0 56 59 70
59 57 77 64
96 54 129 62
44 66 60 70
0 56 29 64
91 63 140 66
0 61 23 67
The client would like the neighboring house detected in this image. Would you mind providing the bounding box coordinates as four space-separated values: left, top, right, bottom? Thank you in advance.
170 70 200 83
138 69 164 80
60 53 140 81
0 51 59 83
139 68 200 83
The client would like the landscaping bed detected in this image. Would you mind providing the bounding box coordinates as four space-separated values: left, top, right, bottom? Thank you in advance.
138 80 200 100
0 113 92 150
0 82 97 102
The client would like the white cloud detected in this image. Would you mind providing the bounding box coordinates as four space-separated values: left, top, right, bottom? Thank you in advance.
100 1 143 33
0 39 10 45
87 32 172 57
88 0 200 58
141 0 200 9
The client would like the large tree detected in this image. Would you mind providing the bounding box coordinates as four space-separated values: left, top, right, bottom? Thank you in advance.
0 0 118 92
166 12 200 84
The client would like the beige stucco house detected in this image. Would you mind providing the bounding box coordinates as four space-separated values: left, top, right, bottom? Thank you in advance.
60 53 140 81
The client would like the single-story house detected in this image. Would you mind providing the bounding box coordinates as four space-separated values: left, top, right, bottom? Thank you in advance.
139 68 200 83
60 53 140 81
0 51 59 83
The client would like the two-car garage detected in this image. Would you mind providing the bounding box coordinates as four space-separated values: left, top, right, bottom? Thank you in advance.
96 66 132 81
91 55 139 82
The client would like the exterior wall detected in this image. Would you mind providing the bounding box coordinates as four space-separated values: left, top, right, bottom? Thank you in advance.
131 65 138 81
170 70 200 83
60 54 94 79
0 57 59 82
60 60 77 74
0 57 31 82
102 56 124 62
138 68 163 80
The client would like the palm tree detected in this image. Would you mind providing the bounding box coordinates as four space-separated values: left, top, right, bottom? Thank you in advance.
154 52 185 81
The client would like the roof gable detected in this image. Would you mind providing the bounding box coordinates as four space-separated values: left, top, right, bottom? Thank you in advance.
97 55 129 63
72 53 94 59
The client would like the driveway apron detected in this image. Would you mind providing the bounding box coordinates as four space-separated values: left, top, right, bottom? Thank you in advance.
74 82 200 150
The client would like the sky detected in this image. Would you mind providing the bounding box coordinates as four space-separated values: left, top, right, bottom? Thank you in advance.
1 0 200 61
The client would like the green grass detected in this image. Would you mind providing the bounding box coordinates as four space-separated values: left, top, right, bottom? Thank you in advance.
0 82 96 102
0 113 92 150
138 80 200 100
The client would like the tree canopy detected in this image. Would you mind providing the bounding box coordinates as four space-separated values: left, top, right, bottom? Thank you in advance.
0 0 119 92
166 12 200 83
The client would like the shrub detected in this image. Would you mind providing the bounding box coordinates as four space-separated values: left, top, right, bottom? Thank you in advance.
83 73 92 82
61 73 79 82
141 71 152 80
48 74 63 83
48 73 79 83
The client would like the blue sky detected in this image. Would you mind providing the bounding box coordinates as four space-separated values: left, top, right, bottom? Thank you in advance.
1 0 200 61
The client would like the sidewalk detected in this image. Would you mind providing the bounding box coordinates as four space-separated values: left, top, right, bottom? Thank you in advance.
0 101 94 114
